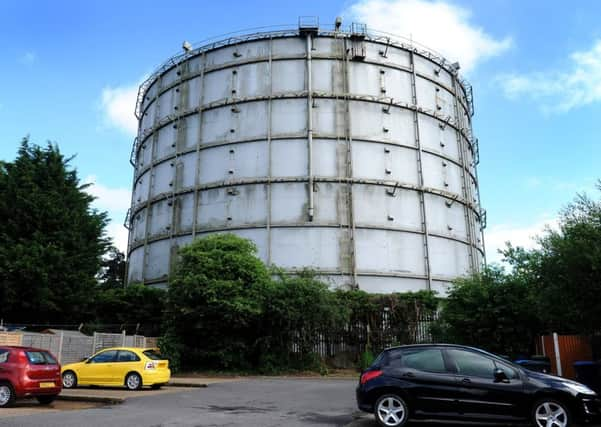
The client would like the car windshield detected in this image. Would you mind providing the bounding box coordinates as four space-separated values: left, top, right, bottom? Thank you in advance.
143 349 164 360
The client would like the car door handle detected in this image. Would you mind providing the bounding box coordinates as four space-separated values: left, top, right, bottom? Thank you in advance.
461 378 471 384
402 372 415 378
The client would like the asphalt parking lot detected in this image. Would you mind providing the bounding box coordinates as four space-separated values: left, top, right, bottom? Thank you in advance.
1 378 600 427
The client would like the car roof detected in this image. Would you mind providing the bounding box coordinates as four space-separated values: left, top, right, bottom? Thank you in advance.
383 343 492 354
94 347 157 352
0 345 53 352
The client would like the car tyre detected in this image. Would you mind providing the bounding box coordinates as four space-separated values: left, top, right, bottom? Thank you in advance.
62 371 78 389
125 372 142 390
36 395 57 405
0 382 15 408
532 398 571 427
374 394 409 427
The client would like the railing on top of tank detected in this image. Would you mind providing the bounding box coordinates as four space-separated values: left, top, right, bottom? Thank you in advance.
133 24 471 122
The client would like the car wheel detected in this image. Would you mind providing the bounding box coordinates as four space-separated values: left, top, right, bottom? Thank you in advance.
532 398 570 427
125 372 142 390
374 394 409 427
36 395 57 405
0 383 15 408
62 371 78 389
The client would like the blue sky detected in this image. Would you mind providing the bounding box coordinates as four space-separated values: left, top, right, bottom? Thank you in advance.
1 0 600 262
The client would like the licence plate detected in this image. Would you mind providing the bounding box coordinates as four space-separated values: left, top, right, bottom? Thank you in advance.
39 382 55 388
158 362 167 368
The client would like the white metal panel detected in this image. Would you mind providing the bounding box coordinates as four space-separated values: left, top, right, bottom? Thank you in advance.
201 102 268 144
236 62 271 99
272 60 305 94
312 139 341 177
352 141 419 185
271 37 305 57
202 69 233 104
179 153 196 189
183 115 200 150
127 247 144 283
350 101 415 146
424 193 468 240
156 125 177 160
270 227 341 270
418 114 459 161
197 185 267 228
157 89 176 122
413 54 453 89
428 236 471 278
313 182 344 224
271 139 307 178
311 59 344 94
271 99 306 136
149 199 172 236
186 77 203 110
151 162 174 197
377 45 411 70
270 183 306 223
145 239 171 279
132 207 147 242
177 193 195 233
313 99 343 137
355 229 426 275
353 185 421 231
199 141 268 183
359 276 427 294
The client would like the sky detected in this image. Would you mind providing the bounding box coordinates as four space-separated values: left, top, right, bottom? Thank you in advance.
1 0 600 263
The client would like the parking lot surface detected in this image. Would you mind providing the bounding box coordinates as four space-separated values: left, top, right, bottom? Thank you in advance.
0 379 356 426
2 378 600 427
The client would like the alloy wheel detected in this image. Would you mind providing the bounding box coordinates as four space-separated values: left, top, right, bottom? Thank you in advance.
376 396 407 427
126 373 141 390
0 385 12 407
535 401 568 427
62 372 76 388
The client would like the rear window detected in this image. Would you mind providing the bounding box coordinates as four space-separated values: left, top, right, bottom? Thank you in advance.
25 351 57 365
143 350 164 360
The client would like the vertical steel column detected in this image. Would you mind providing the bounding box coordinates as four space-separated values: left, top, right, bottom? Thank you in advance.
306 34 315 221
191 52 207 240
451 75 478 272
267 37 274 265
409 51 432 291
342 36 358 288
141 75 163 286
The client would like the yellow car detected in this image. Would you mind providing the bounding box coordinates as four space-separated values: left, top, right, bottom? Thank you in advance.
61 347 170 390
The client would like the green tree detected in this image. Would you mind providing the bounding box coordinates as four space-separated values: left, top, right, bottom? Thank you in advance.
97 246 127 289
0 138 109 324
531 184 601 334
163 234 271 370
93 284 166 336
433 266 540 357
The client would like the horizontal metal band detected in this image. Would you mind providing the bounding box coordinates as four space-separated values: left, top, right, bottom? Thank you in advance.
129 176 483 221
139 53 470 119
127 222 484 256
137 31 471 118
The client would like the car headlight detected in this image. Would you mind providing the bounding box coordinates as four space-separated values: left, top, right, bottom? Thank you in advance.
564 381 596 395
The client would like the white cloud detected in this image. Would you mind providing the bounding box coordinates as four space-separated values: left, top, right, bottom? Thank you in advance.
105 221 129 253
83 175 131 212
484 217 558 264
100 83 139 136
345 0 512 72
497 39 601 112
19 51 36 65
83 176 131 252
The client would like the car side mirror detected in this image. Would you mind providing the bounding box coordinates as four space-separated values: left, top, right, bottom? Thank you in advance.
494 368 508 383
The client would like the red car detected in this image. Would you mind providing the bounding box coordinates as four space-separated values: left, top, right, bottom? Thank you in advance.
0 346 62 407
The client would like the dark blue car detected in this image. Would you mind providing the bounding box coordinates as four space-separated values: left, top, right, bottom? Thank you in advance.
356 344 601 427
